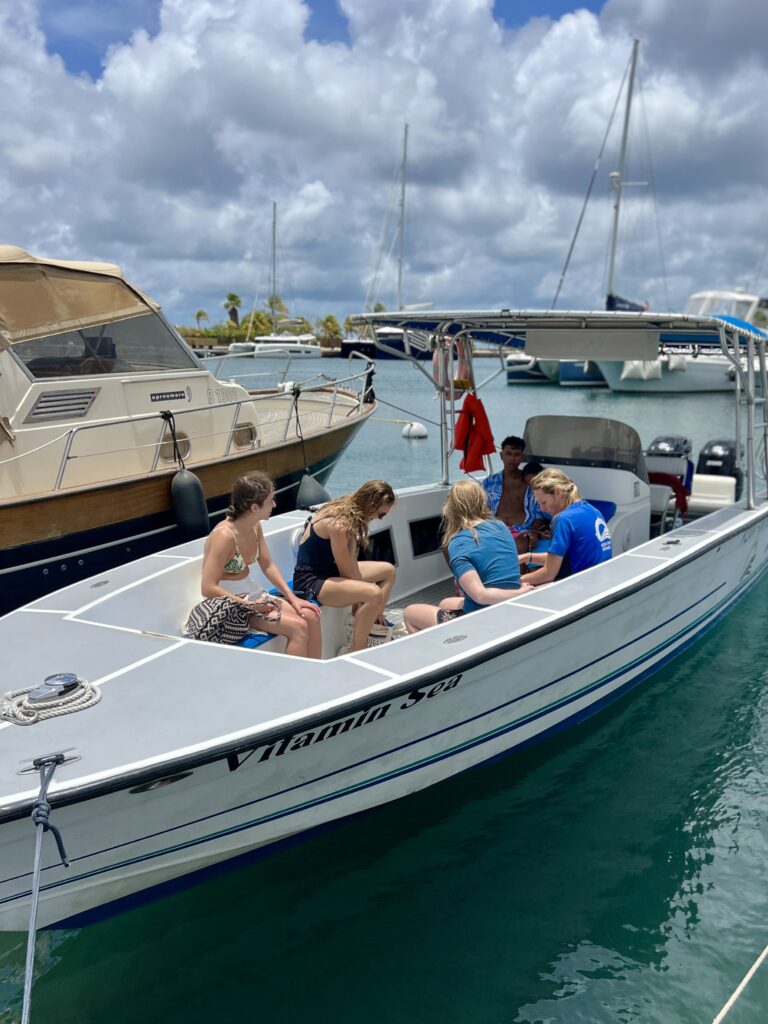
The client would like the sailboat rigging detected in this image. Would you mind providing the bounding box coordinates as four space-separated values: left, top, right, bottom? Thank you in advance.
236 202 321 358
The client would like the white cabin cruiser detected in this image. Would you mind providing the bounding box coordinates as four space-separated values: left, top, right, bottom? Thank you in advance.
229 334 321 358
2 308 768 934
0 246 375 614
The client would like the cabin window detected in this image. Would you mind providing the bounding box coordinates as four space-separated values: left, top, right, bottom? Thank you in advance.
362 528 397 567
159 429 191 462
232 422 258 448
13 313 197 379
409 515 444 558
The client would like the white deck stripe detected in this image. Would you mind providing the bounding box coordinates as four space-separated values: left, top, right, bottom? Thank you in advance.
0 640 187 733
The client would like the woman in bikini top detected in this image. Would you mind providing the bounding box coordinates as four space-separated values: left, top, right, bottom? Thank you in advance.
196 471 322 657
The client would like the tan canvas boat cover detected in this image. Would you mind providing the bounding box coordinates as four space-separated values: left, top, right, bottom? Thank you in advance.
0 245 160 349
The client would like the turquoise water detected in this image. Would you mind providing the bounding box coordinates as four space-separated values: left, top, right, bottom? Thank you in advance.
2 359 767 1023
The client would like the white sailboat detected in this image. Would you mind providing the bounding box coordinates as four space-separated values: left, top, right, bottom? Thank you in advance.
342 125 432 362
233 203 321 358
595 46 749 394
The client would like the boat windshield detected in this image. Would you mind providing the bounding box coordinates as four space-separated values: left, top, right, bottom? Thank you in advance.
524 414 648 479
13 313 198 379
684 292 757 321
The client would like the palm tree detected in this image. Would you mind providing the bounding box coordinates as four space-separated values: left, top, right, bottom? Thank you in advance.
315 314 342 340
265 293 289 329
224 293 242 327
194 309 209 329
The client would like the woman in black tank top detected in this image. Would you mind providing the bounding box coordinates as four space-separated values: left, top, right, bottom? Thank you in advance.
294 480 397 652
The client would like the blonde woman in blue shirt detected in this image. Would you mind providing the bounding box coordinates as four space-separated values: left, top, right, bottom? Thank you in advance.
404 479 531 633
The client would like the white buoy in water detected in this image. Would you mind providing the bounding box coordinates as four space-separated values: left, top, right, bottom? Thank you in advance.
402 421 428 439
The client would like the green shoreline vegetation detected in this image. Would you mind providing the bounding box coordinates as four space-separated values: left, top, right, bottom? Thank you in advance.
175 291 370 349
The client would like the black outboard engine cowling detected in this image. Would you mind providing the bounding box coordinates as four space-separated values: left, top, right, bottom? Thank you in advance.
646 435 692 459
696 439 738 476
645 435 694 493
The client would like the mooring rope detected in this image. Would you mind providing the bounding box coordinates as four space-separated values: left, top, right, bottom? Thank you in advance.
2 677 101 726
712 941 768 1023
158 409 186 468
21 755 71 1024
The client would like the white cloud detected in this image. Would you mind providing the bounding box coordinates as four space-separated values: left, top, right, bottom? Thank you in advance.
1 0 767 329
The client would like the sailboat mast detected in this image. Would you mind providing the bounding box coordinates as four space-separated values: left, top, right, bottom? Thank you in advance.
606 39 639 300
396 123 408 311
270 200 277 332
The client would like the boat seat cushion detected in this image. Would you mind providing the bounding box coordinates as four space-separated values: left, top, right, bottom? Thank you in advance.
238 632 272 649
688 474 736 515
586 499 617 522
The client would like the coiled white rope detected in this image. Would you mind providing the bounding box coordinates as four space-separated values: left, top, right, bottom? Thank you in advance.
712 942 768 1023
1 677 101 726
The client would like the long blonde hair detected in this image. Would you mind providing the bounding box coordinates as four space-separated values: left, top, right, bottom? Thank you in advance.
315 479 395 550
441 479 493 547
529 468 581 508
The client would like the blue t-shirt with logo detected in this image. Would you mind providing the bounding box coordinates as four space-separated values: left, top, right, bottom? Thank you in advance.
448 519 521 613
548 500 612 578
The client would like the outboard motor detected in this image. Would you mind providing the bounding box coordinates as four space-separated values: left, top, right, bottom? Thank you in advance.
696 439 743 499
645 435 694 493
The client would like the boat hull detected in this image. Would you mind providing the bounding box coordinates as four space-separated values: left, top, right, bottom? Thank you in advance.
2 498 767 931
0 414 368 613
558 360 607 387
505 356 551 384
597 356 735 393
339 339 432 361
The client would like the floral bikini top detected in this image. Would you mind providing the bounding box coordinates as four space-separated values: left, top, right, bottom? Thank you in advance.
222 526 259 575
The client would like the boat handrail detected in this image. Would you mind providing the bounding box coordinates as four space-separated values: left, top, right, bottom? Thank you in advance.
2 365 373 493
205 349 297 383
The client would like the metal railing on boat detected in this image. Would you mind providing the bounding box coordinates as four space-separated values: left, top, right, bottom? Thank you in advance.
0 360 374 494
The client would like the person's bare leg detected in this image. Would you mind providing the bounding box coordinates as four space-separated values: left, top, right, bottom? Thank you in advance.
302 608 323 659
350 582 386 650
359 561 396 620
251 607 309 657
404 603 440 634
316 577 387 653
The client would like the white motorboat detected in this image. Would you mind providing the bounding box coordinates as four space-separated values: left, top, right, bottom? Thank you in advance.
591 289 768 395
504 353 552 384
2 307 767 933
0 245 376 614
596 349 738 393
684 288 768 325
229 334 321 357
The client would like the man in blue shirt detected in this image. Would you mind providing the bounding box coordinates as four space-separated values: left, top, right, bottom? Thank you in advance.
482 435 527 532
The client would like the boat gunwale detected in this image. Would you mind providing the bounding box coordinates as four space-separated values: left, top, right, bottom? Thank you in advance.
0 398 375 512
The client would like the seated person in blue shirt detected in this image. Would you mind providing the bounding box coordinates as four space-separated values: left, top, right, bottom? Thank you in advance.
520 469 612 585
482 435 528 536
404 480 531 633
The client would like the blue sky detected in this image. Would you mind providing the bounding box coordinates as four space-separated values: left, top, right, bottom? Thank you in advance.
7 0 768 326
40 1 607 78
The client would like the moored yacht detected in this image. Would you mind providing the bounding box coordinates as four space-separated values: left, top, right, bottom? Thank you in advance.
0 245 375 612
